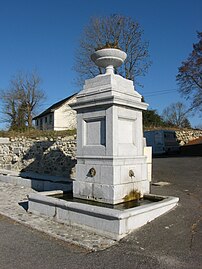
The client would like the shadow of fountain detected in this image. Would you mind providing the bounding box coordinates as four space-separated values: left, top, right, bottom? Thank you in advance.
19 141 76 192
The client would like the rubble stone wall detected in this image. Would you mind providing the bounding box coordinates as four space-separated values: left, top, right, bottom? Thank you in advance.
175 130 202 145
0 136 76 178
0 129 201 177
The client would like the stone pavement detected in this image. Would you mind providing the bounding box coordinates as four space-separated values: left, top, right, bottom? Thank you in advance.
0 180 116 251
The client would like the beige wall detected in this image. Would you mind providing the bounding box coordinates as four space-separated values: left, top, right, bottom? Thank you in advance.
35 96 77 131
54 97 77 131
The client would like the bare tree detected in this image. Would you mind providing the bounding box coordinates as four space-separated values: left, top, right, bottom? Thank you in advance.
74 14 151 87
176 32 202 114
0 71 46 130
162 102 191 128
0 88 23 130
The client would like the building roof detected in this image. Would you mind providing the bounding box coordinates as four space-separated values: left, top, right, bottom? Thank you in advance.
33 93 77 120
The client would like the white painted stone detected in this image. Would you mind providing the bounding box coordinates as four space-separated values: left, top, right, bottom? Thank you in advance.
93 183 114 203
100 165 114 185
28 192 179 240
113 183 135 203
0 138 10 144
141 163 148 181
70 48 150 204
120 165 140 183
113 166 121 184
144 146 152 182
91 48 127 73
29 200 56 217
73 181 93 198
27 48 179 241
40 190 63 196
76 163 101 183
147 163 152 182
118 118 134 144
144 146 152 164
133 181 150 197
85 117 106 146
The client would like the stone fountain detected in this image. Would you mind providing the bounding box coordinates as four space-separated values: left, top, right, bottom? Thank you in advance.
72 48 149 204
28 48 179 240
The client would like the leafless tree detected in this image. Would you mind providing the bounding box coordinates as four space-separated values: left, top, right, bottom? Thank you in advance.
162 102 191 128
0 71 46 130
176 32 202 115
74 14 151 87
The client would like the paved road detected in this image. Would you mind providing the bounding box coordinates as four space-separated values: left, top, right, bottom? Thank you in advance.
0 156 201 269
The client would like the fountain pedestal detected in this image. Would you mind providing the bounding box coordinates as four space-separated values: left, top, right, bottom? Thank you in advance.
71 49 150 204
28 48 179 240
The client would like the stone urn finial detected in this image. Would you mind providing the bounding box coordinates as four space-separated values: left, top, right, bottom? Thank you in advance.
91 48 127 75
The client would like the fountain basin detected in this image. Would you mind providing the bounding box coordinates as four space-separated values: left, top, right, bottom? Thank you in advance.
28 192 179 240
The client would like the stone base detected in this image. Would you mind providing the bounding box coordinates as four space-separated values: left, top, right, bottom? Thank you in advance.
28 192 179 240
0 171 72 192
74 156 150 204
73 180 150 204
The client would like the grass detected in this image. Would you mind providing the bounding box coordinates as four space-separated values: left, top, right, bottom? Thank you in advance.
0 126 201 139
0 129 77 139
144 126 201 131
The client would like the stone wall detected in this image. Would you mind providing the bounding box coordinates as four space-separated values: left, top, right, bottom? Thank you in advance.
175 130 202 145
0 136 76 178
0 129 201 178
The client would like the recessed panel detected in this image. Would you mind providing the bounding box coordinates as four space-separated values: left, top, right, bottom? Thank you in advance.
85 117 106 146
118 118 134 144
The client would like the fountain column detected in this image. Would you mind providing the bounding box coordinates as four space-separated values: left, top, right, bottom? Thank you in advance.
71 48 150 204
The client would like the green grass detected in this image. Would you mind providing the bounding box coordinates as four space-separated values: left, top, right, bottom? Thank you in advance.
0 129 77 138
143 126 197 131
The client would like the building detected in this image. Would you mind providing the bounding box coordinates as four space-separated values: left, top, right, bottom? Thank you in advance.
33 93 77 131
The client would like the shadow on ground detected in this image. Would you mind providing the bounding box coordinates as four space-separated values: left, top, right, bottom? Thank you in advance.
18 201 28 211
153 143 202 158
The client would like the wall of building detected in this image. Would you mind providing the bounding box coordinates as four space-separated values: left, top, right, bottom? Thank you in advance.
34 96 77 131
0 129 201 178
35 113 54 130
54 98 77 131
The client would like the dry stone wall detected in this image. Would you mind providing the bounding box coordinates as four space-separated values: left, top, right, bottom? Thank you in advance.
175 130 202 145
0 136 76 178
0 129 201 178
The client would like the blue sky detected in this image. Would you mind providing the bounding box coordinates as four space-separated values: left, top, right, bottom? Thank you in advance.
0 0 201 129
